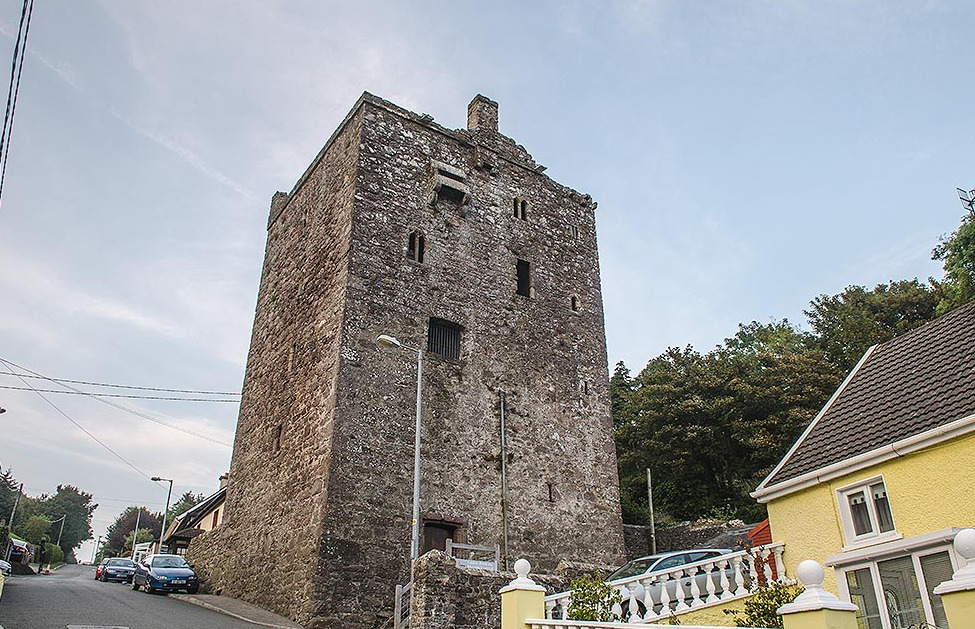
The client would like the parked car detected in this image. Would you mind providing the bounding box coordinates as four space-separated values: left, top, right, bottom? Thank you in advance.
0 558 12 575
131 554 199 594
606 548 738 615
96 557 137 582
606 548 734 581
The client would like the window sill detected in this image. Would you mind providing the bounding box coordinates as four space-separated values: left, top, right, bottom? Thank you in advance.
840 531 903 553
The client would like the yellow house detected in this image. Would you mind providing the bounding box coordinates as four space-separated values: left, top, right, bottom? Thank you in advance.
752 301 975 629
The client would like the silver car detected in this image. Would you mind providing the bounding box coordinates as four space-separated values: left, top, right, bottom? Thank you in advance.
607 548 738 614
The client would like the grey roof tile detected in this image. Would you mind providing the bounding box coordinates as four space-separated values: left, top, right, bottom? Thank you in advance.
764 301 975 488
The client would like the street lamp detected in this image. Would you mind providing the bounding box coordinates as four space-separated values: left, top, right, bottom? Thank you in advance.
151 476 174 553
376 334 424 577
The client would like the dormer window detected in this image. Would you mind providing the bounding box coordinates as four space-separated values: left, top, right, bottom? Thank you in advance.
838 477 896 546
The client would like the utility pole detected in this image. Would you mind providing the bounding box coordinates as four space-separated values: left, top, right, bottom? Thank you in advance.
5 482 22 562
130 508 141 561
91 535 102 564
647 468 657 554
54 514 66 546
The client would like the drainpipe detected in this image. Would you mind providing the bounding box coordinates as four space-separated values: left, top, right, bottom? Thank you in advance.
500 391 510 570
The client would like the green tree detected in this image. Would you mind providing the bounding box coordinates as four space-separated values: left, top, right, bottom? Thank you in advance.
36 485 97 559
567 574 622 621
102 507 162 558
123 527 155 555
167 491 206 524
610 361 635 430
804 279 940 373
0 468 20 539
16 514 51 545
932 211 975 313
616 321 841 522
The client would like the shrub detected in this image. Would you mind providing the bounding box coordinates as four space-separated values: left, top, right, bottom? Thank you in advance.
45 543 64 565
566 574 622 622
723 581 804 628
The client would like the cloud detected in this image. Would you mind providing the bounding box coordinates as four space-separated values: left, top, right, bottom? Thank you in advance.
0 257 181 339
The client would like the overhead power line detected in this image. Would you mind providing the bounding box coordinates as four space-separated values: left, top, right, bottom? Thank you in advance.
0 363 154 481
0 357 232 447
0 384 240 402
0 371 240 396
0 0 34 211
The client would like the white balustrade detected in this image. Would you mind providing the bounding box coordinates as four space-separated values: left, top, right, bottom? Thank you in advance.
543 542 788 624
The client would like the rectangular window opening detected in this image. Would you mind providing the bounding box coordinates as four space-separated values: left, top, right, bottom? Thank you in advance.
437 185 466 206
428 318 462 359
516 259 531 297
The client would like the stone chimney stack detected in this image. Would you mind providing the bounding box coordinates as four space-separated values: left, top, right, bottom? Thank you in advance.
468 94 499 133
219 472 229 489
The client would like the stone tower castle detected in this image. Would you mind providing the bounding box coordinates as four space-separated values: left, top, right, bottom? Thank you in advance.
190 93 625 628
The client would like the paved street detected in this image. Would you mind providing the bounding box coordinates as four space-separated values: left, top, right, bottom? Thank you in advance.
0 564 290 629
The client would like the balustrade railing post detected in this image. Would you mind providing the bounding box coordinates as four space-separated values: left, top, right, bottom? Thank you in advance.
704 561 719 604
718 558 734 601
747 551 760 591
687 565 702 608
673 568 690 612
773 545 787 583
500 559 546 629
777 560 857 629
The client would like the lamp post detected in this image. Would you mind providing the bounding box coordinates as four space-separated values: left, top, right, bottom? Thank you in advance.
376 334 424 578
151 476 174 553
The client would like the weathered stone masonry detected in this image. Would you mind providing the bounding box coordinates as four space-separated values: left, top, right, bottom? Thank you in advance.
189 93 625 628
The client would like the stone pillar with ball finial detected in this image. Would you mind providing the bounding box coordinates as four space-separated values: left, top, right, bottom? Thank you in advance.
934 528 975 629
777 559 859 629
500 558 546 629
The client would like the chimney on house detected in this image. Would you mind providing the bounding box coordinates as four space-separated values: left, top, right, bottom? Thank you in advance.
219 472 229 489
468 94 499 133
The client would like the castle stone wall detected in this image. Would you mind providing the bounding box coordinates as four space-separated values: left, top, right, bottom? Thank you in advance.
192 93 624 629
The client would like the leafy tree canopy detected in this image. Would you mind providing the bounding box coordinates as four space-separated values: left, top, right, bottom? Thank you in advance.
167 491 206 525
933 211 975 313
804 279 940 373
615 321 842 523
16 514 51 545
101 507 161 560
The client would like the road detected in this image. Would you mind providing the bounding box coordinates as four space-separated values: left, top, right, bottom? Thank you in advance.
0 564 267 629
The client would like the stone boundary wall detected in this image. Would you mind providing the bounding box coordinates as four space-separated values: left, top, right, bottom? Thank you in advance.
410 551 613 629
186 527 232 595
623 522 754 559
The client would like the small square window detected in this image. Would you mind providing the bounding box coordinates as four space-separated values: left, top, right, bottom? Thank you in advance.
838 477 897 546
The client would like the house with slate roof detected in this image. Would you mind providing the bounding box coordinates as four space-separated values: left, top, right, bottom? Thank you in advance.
161 476 228 556
752 301 975 629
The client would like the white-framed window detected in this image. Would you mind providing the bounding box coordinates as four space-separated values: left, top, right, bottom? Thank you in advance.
837 546 957 629
837 476 897 547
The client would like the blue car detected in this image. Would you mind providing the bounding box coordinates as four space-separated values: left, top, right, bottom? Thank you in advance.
131 554 199 594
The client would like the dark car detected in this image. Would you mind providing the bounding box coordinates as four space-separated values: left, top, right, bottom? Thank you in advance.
97 557 137 582
131 554 199 594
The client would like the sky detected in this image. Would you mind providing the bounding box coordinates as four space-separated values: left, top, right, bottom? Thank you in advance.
0 0 972 562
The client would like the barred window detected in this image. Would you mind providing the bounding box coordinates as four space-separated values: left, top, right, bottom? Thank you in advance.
427 318 462 359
